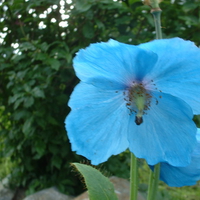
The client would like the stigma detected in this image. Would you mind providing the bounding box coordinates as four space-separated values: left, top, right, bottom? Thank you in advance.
125 82 152 125
135 116 143 125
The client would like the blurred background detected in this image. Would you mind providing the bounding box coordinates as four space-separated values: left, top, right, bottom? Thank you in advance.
0 0 200 199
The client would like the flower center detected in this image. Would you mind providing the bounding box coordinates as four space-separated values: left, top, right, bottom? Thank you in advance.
126 82 152 125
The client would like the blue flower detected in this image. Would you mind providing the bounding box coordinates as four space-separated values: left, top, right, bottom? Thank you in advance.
155 128 200 187
65 38 200 166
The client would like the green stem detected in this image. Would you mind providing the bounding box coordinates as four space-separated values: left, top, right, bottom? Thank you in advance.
147 163 160 200
152 163 160 198
130 152 138 200
151 9 162 39
147 168 154 200
19 20 29 41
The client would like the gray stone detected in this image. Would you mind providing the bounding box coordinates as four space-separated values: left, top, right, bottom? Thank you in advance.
0 187 15 200
74 176 145 200
13 188 26 200
0 177 15 200
23 187 73 200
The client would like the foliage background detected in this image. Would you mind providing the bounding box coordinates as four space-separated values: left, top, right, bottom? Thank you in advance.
0 0 200 199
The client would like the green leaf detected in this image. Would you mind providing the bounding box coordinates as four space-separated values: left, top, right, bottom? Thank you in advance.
20 42 36 51
22 116 34 136
0 63 11 70
49 144 59 154
40 42 49 52
83 22 94 39
75 0 92 12
34 52 48 61
47 58 60 71
23 96 34 108
72 163 118 200
182 2 199 12
32 87 45 98
8 93 23 104
95 19 105 30
11 54 26 63
34 140 46 157
13 110 30 120
14 98 24 109
179 16 199 26
52 156 62 169
66 53 72 63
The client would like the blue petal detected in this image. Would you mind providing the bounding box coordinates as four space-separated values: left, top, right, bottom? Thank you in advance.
139 38 200 114
68 82 123 109
73 39 158 89
128 91 197 167
157 129 200 187
65 82 129 165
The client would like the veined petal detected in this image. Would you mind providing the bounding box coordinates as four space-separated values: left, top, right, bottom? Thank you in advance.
128 91 197 167
139 38 200 114
68 82 123 109
74 39 158 89
66 38 200 166
157 129 200 187
65 82 129 165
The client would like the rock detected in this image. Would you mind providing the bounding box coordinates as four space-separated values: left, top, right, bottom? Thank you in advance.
74 176 145 200
23 187 73 200
73 192 88 200
110 176 145 200
12 188 26 200
0 176 145 200
0 177 15 200
0 187 15 200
